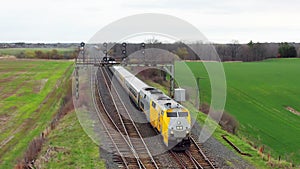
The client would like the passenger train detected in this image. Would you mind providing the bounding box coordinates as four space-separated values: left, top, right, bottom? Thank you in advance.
110 66 191 150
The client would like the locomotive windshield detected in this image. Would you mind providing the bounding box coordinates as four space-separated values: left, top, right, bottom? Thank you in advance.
167 112 177 117
178 112 188 117
167 112 188 117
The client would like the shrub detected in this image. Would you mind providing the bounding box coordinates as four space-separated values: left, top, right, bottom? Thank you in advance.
200 103 239 134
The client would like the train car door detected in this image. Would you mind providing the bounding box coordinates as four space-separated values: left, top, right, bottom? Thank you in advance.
159 110 164 133
140 91 151 121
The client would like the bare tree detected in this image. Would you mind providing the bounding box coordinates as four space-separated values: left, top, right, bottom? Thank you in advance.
145 37 161 44
264 43 279 59
238 44 251 61
228 40 241 61
215 44 228 61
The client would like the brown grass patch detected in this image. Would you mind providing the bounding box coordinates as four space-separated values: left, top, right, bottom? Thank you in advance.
0 76 16 83
32 79 48 94
0 56 17 60
0 136 14 149
0 114 11 126
1 93 12 100
0 114 11 133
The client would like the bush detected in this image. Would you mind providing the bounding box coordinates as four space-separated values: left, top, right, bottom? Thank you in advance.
12 49 77 60
200 103 239 134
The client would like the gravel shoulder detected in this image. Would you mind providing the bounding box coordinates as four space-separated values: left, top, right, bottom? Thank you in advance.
192 122 255 169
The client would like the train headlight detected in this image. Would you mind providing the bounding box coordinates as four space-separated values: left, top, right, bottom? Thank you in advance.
170 130 174 135
176 126 183 130
186 130 189 134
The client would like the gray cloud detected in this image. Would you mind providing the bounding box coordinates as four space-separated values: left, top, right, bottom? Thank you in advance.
0 0 299 43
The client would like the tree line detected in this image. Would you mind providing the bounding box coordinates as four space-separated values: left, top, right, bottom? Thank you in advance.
15 49 78 59
215 41 298 61
104 41 299 62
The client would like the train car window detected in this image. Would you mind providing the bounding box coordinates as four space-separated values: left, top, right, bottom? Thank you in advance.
164 103 171 109
145 87 155 91
128 87 137 97
150 90 163 94
178 112 188 117
152 102 156 108
141 102 144 109
158 96 171 100
167 112 177 117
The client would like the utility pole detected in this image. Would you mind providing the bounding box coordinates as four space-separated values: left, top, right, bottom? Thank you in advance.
170 65 174 98
75 66 79 99
196 77 201 105
122 42 127 60
163 64 175 98
141 42 145 64
103 42 107 63
80 42 85 63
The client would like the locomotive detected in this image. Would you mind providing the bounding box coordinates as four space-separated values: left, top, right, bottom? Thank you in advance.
110 66 191 150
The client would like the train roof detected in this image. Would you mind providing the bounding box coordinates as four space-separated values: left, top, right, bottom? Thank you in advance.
126 76 149 92
113 66 186 111
113 66 135 78
143 88 185 111
113 66 149 92
154 94 183 110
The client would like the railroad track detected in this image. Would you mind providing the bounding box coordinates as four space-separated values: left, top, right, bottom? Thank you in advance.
189 136 216 168
170 136 216 169
95 66 159 169
89 57 216 168
91 67 139 168
90 57 139 168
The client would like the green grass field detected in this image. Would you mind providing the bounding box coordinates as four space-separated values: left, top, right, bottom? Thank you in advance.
177 58 300 164
0 60 73 168
35 111 105 168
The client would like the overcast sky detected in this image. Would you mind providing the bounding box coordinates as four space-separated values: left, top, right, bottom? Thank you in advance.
1 0 299 43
